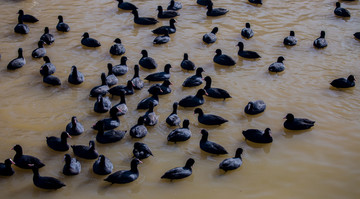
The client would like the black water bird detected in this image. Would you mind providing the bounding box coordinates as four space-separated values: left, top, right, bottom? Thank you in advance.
157 5 179 18
14 16 29 34
161 158 194 180
167 119 191 142
213 49 236 66
283 113 315 130
197 0 211 6
110 90 128 116
40 56 56 76
40 27 55 45
166 102 181 126
56 15 70 32
93 155 113 175
42 65 61 86
244 100 266 115
182 67 204 87
237 42 261 59
63 154 81 176
313 31 327 48
30 165 65 190
92 107 121 130
194 108 228 125
110 38 126 56
12 145 45 169
167 0 182 10
242 128 273 143
131 9 158 25
241 23 254 39
66 116 84 136
354 32 360 40
203 27 218 44
148 80 172 95
142 102 158 126
130 117 148 138
90 73 109 97
330 75 355 88
153 32 170 44
268 56 285 73
181 53 196 70
116 0 138 10
334 2 350 17
7 48 25 70
179 89 207 107
131 65 144 89
104 158 142 184
145 64 171 81
95 120 126 144
248 0 262 5
106 63 118 87
0 159 15 176
203 76 231 99
17 10 38 23
137 87 162 109
206 2 228 16
283 31 297 46
139 50 158 69
200 129 228 154
219 148 243 171
108 80 134 96
68 65 84 85
32 41 46 58
152 19 176 35
133 142 153 160
81 32 101 47
71 140 99 159
94 95 111 113
46 131 71 152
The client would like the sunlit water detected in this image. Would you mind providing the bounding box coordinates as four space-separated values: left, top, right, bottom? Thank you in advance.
0 0 359 198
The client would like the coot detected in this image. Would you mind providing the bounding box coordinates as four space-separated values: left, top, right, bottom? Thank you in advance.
12 145 45 169
56 15 70 32
330 75 355 88
182 67 204 87
313 31 327 48
179 89 207 107
130 116 148 138
110 90 128 116
104 158 142 184
40 27 55 45
71 140 99 159
237 41 261 59
17 10 38 23
268 56 285 73
334 2 350 17
167 0 182 11
7 48 25 70
139 49 158 69
94 95 111 113
161 158 194 180
30 165 65 190
167 119 191 143
213 49 236 66
108 80 134 96
206 2 228 16
131 64 144 89
32 41 46 58
152 18 177 35
14 16 29 34
241 23 254 39
137 87 162 109
242 128 273 143
95 121 126 144
46 131 71 152
203 76 231 99
110 38 126 56
244 100 266 115
89 73 109 97
0 159 15 176
219 148 243 171
133 142 153 160
283 113 315 130
194 108 228 125
181 53 196 70
66 116 84 136
131 9 158 25
283 31 297 46
148 80 172 95
143 102 159 126
81 32 101 47
116 0 138 10
63 154 81 176
92 107 121 130
145 64 171 81
40 56 56 76
166 102 181 126
68 65 84 85
200 129 228 154
106 63 118 87
157 5 179 18
203 27 218 44
93 155 113 175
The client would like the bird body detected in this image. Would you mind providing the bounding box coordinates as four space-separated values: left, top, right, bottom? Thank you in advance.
56 15 70 32
167 120 191 142
200 129 228 154
194 108 228 125
181 53 196 70
145 64 171 81
66 116 84 136
182 67 204 87
242 128 273 143
334 2 350 17
68 65 84 85
93 155 113 175
268 56 285 73
63 154 81 175
330 75 355 88
32 41 46 58
30 165 65 190
81 32 101 47
71 140 99 159
237 42 261 59
219 148 243 171
179 89 207 107
110 38 126 56
161 158 194 180
244 100 266 115
0 159 15 176
283 31 297 46
40 27 55 45
213 49 236 66
130 117 148 138
283 113 315 130
313 31 327 48
133 142 153 160
46 131 71 151
241 23 254 39
203 76 231 99
166 102 181 126
131 9 158 25
104 159 142 184
203 27 218 44
12 145 45 169
7 48 25 70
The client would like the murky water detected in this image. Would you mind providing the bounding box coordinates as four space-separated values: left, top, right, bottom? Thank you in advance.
0 0 359 198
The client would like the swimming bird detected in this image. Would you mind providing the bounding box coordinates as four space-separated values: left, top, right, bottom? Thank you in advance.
68 65 84 85
110 90 128 116
241 23 254 39
93 155 113 175
148 80 172 95
143 101 159 126
56 15 70 32
182 67 204 87
90 73 109 97
108 80 134 96
71 140 99 159
94 95 111 113
242 128 273 143
133 142 153 160
95 120 126 144
106 63 119 87
0 159 15 176
248 0 262 5
283 113 315 130
17 10 38 23
66 116 84 136
203 76 231 99
92 107 121 131
139 49 158 69
29 164 65 190
166 102 181 126
42 65 61 86
268 56 285 73
40 27 55 45
161 158 194 180
203 27 218 44
152 19 177 35
355 32 360 40
104 158 142 184
167 119 191 142
200 129 228 154
206 2 228 16
244 100 266 115
110 38 126 56
7 48 25 70
213 49 236 66
157 5 179 18
181 53 196 70
179 89 207 107
283 31 297 46
131 9 158 25
334 2 350 17
153 32 170 44
313 31 327 48
12 145 45 169
131 65 144 90
137 87 162 109
116 0 138 10
63 154 81 176
194 108 228 125
145 64 171 81
32 41 46 58
40 56 56 76
219 148 243 172
130 116 148 138
167 0 182 10
197 0 211 6
14 16 29 34
330 75 355 88
237 41 261 59
81 32 101 47
46 131 71 152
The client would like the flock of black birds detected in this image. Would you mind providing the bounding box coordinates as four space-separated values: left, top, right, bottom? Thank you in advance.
0 0 358 191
